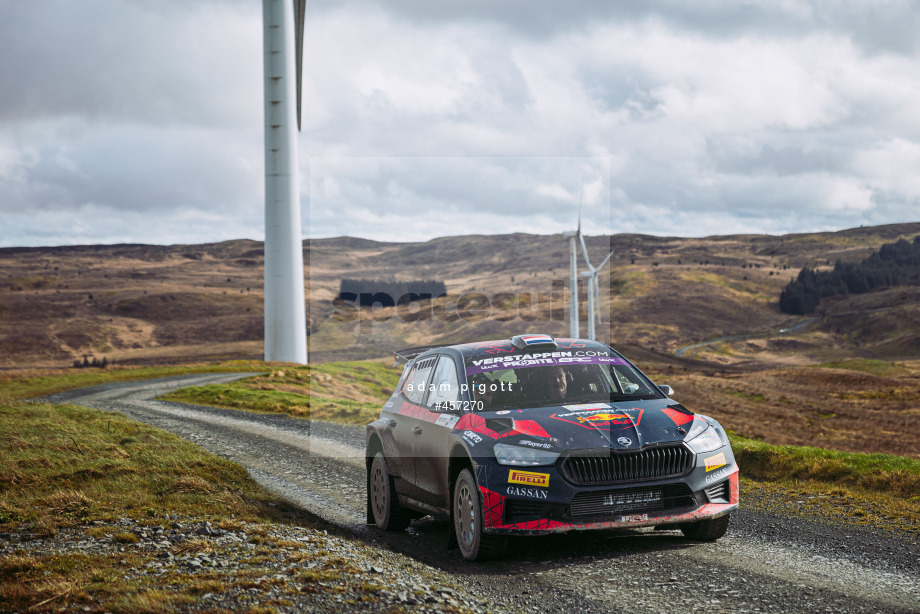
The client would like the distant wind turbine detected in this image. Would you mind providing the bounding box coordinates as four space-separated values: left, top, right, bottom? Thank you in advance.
579 233 614 341
263 0 307 364
561 186 584 338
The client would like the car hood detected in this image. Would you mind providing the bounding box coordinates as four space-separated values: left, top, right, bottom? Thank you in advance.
458 399 697 451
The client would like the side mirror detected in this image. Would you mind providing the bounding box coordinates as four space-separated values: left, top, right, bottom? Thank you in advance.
658 384 675 397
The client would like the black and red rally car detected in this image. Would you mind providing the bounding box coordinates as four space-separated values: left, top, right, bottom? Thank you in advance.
365 334 739 560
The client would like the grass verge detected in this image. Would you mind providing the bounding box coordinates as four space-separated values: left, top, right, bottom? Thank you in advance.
0 399 313 612
731 433 920 531
0 360 269 403
159 360 401 426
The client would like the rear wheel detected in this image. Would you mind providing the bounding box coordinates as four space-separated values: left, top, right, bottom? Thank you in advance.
369 453 411 531
680 513 730 541
453 468 506 561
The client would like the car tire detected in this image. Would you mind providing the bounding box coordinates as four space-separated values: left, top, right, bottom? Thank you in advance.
453 468 507 561
680 513 730 541
369 452 412 531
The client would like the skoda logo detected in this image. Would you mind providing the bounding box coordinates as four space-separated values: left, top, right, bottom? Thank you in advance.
617 437 632 446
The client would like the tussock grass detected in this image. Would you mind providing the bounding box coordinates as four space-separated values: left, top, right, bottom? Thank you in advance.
815 358 908 378
0 360 268 403
0 402 288 531
161 360 402 426
731 433 920 499
0 393 315 612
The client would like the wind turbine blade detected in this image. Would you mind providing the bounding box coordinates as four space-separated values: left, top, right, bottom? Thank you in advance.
294 0 306 131
598 249 615 270
579 232 594 269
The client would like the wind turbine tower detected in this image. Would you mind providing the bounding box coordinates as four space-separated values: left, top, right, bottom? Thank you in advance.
561 229 579 338
579 234 614 341
263 0 307 364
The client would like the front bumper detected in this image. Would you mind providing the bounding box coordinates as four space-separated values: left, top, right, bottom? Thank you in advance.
478 466 740 535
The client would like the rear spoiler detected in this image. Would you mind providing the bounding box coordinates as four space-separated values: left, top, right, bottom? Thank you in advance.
393 345 448 367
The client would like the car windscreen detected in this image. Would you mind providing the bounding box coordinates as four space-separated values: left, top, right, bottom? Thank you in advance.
464 355 664 409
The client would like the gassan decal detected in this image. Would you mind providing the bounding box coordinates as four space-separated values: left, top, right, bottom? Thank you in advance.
704 452 727 472
508 470 550 487
435 414 460 429
506 485 549 499
705 467 730 484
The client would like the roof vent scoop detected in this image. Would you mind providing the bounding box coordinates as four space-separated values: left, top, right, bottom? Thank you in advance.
510 334 558 351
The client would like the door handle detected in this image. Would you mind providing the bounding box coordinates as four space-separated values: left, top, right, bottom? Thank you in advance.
412 426 423 434
388 419 397 428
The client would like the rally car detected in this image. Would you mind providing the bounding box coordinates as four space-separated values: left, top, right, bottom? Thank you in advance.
365 334 739 560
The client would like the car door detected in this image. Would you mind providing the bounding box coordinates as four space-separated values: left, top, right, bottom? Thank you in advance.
413 354 463 508
388 354 438 501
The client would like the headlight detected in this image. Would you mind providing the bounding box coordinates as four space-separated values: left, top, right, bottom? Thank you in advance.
685 425 722 454
494 443 560 466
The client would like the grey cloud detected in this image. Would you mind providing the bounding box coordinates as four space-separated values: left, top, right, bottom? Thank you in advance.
335 0 920 54
0 0 260 127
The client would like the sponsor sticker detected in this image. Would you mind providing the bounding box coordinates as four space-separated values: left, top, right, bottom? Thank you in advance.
505 485 549 499
435 414 460 429
462 430 483 445
518 439 553 450
508 469 550 487
619 513 649 523
704 452 727 472
562 403 612 411
705 467 730 484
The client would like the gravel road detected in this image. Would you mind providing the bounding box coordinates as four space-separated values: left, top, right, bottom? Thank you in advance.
44 374 920 614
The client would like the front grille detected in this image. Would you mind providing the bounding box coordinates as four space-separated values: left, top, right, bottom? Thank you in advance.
569 484 695 518
560 445 693 485
704 480 730 504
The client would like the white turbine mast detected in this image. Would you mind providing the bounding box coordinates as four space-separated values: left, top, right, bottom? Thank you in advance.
579 230 614 341
560 185 584 339
262 0 307 364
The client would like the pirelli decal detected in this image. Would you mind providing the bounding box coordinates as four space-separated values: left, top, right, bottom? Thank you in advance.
508 469 550 488
704 452 727 472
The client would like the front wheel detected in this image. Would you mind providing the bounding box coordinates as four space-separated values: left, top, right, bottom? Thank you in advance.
453 468 506 561
680 513 730 541
369 452 411 531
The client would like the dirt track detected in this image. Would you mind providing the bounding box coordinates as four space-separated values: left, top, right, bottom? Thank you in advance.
45 374 920 614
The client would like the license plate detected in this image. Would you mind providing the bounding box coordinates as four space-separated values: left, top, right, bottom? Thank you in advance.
602 489 661 507
619 513 649 523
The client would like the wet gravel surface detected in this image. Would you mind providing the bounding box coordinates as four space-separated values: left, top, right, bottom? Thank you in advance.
38 374 920 614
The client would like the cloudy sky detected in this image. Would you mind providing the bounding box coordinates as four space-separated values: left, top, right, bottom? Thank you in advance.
2 0 919 247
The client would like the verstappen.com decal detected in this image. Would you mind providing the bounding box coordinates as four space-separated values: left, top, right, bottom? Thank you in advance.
465 354 628 375
508 470 550 487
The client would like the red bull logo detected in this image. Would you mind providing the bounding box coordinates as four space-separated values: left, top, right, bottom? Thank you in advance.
576 413 631 423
